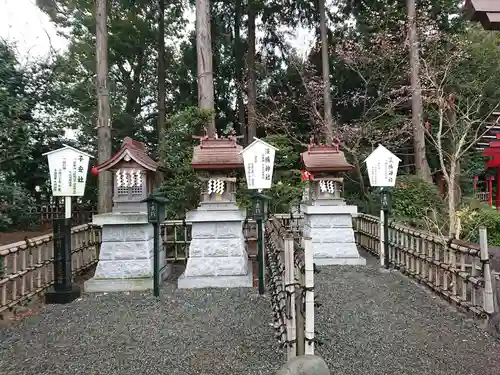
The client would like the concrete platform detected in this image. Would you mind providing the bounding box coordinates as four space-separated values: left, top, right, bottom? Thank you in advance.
84 264 172 293
314 256 366 266
177 266 253 289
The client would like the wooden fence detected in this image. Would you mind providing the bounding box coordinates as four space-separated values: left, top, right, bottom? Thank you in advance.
0 224 101 315
265 217 315 361
28 205 97 226
354 213 495 318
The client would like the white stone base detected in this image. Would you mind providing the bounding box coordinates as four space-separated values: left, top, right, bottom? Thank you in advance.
84 264 172 293
314 256 366 266
84 277 153 293
182 206 250 283
177 266 253 289
301 203 366 266
86 212 170 293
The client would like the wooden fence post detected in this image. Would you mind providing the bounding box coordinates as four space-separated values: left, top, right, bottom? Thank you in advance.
284 233 297 359
479 227 495 314
492 272 500 313
380 210 385 267
304 236 314 355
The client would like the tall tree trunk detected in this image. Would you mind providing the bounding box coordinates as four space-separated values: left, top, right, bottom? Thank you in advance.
196 0 216 136
246 1 257 144
407 0 432 183
319 0 333 141
96 0 112 213
157 0 166 184
234 0 246 141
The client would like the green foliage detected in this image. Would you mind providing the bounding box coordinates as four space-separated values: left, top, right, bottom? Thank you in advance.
458 204 500 246
158 107 210 218
368 175 446 229
0 182 36 232
237 135 305 214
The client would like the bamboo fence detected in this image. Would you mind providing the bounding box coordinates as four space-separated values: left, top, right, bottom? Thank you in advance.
265 217 315 361
0 224 101 315
354 213 495 318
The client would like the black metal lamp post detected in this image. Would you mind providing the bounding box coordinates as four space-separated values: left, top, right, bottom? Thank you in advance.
380 187 392 269
45 216 81 304
252 191 270 295
142 193 167 297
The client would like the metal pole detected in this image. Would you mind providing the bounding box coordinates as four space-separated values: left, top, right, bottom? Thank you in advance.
257 211 265 295
153 223 160 297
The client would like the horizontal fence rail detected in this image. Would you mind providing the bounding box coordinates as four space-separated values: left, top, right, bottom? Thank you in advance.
159 214 304 263
28 205 97 227
0 224 101 314
354 213 495 318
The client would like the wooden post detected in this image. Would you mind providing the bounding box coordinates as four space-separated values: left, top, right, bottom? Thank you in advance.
196 0 216 135
471 247 480 307
479 227 495 314
304 236 315 355
284 234 296 359
96 0 113 213
380 210 385 267
492 272 499 313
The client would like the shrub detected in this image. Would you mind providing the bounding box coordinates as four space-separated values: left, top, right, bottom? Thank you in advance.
236 135 305 215
458 204 500 246
157 107 209 219
367 174 446 230
0 182 36 231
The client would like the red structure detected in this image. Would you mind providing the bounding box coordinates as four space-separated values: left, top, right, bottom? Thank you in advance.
467 1 500 207
482 135 500 209
474 112 500 208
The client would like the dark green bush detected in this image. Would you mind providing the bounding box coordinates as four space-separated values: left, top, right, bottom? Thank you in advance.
367 174 447 230
459 204 500 246
157 107 209 219
0 182 36 231
237 135 305 215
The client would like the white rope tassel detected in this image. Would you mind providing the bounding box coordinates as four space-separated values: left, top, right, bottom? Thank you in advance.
215 179 225 194
207 179 225 194
116 170 122 187
319 180 335 194
123 170 129 187
135 170 142 187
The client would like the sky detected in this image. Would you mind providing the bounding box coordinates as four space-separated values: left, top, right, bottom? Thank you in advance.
0 0 68 63
0 0 316 63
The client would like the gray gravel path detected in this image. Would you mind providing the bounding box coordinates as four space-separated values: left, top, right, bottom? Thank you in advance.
0 268 281 375
3 254 500 375
315 252 500 375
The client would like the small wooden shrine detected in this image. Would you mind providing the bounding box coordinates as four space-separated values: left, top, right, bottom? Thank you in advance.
96 137 163 212
465 0 500 30
191 133 244 204
300 138 354 204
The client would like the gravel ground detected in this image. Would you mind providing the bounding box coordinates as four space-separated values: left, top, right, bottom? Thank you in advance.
315 252 500 375
3 254 500 375
0 267 282 375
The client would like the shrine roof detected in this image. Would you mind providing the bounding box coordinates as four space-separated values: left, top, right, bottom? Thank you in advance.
191 136 244 170
301 141 354 172
97 137 161 172
465 0 500 30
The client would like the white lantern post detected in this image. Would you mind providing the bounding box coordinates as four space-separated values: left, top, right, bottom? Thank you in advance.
43 145 92 304
364 144 401 268
240 137 278 294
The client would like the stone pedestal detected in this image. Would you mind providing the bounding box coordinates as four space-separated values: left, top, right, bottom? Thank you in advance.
301 204 366 266
84 213 170 293
178 204 252 289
